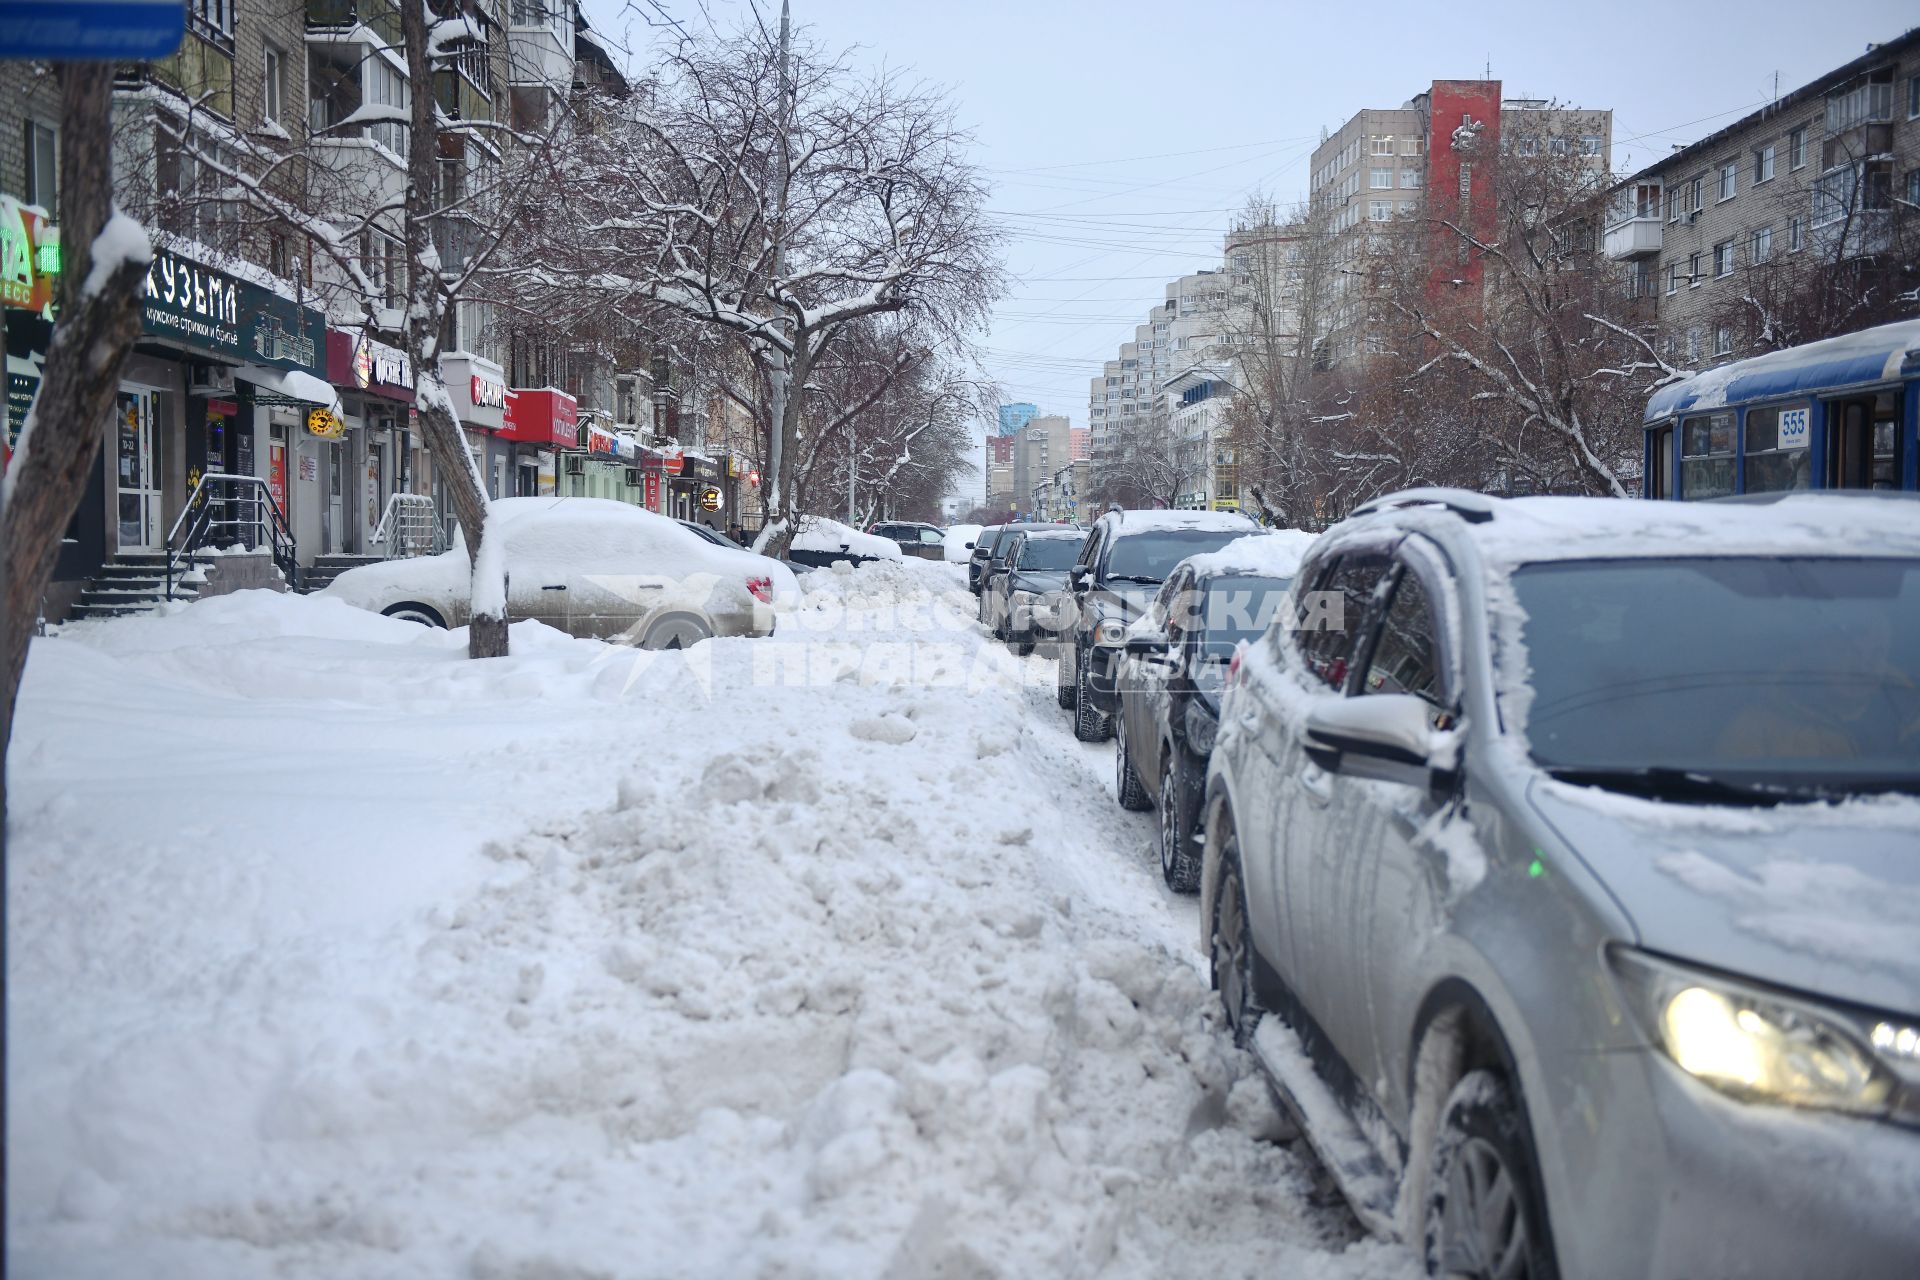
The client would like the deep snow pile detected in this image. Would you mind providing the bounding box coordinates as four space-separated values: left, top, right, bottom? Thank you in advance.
7 567 1412 1279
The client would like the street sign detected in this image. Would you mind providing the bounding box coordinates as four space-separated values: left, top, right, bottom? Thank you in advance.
1 0 186 60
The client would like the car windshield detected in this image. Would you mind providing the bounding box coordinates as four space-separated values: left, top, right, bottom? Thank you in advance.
1017 537 1081 570
1512 557 1920 794
1106 529 1247 583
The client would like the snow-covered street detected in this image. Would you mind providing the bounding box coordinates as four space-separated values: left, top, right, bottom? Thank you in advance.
6 560 1414 1280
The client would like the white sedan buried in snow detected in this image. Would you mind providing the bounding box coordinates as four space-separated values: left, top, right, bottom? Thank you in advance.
322 497 798 647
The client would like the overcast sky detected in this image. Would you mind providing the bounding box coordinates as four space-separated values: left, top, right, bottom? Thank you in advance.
583 0 1913 498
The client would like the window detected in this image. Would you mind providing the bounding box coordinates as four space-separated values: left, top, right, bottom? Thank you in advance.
1744 402 1812 494
1680 412 1734 498
1908 170 1920 210
1911 75 1920 119
1370 167 1393 189
1400 137 1422 155
1825 71 1893 132
1754 143 1775 183
1580 136 1604 156
1687 251 1702 287
189 0 232 43
1666 187 1682 223
1372 136 1395 155
23 120 56 208
262 44 285 125
1297 550 1393 690
1689 175 1703 213
1628 259 1653 299
1718 160 1738 201
1788 125 1807 170
1361 569 1449 722
1789 215 1805 252
364 57 410 155
1369 200 1393 221
1515 136 1539 157
1751 226 1772 264
361 228 404 309
1713 240 1734 277
1549 136 1570 156
1686 328 1701 363
1400 168 1421 188
1713 324 1732 356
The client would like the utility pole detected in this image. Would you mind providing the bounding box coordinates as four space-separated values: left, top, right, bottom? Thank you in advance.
763 0 792 544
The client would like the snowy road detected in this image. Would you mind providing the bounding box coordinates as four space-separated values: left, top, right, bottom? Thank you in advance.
7 560 1415 1279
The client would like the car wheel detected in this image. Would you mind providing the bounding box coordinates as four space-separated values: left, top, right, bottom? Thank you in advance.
1056 644 1078 709
381 601 447 628
1209 832 1262 1048
1158 751 1201 893
1014 633 1035 657
1424 1071 1560 1280
1115 724 1152 810
642 614 713 650
1073 648 1111 742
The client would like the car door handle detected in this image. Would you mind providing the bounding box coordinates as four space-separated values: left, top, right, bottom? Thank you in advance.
1299 766 1333 806
541 584 567 591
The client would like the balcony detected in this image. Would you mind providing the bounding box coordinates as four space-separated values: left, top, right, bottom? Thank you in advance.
308 0 404 46
1603 216 1662 261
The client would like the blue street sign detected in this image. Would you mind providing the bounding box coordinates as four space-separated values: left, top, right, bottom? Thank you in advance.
1 0 185 61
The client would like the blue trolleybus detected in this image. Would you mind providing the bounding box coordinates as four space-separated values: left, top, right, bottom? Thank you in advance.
1643 318 1920 499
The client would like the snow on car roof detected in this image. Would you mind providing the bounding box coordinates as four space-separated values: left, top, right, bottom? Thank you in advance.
792 516 904 559
1179 529 1318 580
1096 509 1261 535
1376 492 1920 566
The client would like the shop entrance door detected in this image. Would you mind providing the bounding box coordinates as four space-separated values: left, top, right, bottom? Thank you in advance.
326 441 345 553
115 389 161 550
364 440 385 548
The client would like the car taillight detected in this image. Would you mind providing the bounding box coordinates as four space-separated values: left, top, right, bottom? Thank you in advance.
747 575 774 603
1226 642 1246 687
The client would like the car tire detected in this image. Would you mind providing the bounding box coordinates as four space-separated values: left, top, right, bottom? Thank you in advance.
382 601 447 628
1423 1071 1560 1280
1115 725 1152 810
1073 648 1111 742
1158 750 1202 893
1209 831 1262 1049
1014 633 1035 657
1056 644 1078 709
641 614 713 650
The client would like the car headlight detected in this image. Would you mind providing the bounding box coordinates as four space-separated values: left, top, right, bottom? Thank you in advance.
1184 699 1217 754
1611 948 1896 1117
1093 618 1128 647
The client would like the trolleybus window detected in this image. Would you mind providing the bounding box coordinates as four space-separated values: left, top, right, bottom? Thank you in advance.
1680 412 1734 499
1744 402 1812 494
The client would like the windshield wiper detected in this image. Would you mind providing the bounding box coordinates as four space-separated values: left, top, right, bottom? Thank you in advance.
1107 574 1163 584
1544 765 1800 805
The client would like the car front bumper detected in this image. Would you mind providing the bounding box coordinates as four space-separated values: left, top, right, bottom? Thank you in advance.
1559 1047 1920 1279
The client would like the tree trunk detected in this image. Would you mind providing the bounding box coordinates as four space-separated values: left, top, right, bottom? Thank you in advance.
757 339 812 559
401 0 506 658
2 64 151 839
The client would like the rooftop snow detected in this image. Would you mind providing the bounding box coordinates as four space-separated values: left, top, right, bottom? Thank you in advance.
1180 530 1318 581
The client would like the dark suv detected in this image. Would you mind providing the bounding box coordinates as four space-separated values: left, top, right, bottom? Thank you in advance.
974 522 1066 624
1057 510 1260 741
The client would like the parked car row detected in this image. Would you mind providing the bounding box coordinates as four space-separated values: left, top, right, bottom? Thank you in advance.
975 490 1920 1278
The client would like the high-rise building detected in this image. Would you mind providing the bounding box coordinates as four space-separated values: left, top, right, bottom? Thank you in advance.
996 402 1037 437
1013 414 1072 512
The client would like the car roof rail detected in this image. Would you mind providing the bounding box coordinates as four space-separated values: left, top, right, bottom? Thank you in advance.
1348 487 1499 524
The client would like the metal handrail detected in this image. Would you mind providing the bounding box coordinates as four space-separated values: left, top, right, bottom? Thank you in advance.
165 473 300 598
370 492 443 558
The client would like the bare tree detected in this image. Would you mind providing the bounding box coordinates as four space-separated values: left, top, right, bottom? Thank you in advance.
517 12 1003 554
3 66 153 835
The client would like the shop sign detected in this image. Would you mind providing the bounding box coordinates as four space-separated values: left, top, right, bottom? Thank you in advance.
144 246 326 376
662 447 685 475
699 485 724 512
644 470 661 509
1 197 58 312
470 374 506 410
353 338 374 388
307 406 346 440
328 329 414 400
502 387 578 449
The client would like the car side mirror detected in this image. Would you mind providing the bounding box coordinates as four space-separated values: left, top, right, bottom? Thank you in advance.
965 541 975 550
1125 631 1169 657
1302 694 1455 788
1070 565 1091 591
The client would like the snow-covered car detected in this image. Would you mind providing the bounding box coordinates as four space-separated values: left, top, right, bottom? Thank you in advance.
787 516 906 568
1056 508 1261 743
322 496 799 647
1202 488 1920 1278
868 520 947 559
942 523 984 563
1112 530 1315 891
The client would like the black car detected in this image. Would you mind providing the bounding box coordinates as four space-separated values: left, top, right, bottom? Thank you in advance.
985 528 1086 653
975 522 1065 625
869 521 947 560
966 524 1006 595
1057 510 1260 742
1113 555 1298 891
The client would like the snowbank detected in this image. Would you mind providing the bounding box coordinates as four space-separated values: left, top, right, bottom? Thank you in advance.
942 523 984 562
792 516 904 560
6 576 1410 1280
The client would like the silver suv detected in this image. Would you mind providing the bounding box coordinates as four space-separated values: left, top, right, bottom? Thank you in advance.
1201 488 1920 1279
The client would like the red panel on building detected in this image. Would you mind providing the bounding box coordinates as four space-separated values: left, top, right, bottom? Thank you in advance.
501 387 579 448
987 435 1016 464
1424 80 1502 301
1069 428 1090 461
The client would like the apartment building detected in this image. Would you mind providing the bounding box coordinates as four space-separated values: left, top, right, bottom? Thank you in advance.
985 432 1016 511
1602 29 1920 366
996 401 1037 436
1013 413 1072 513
